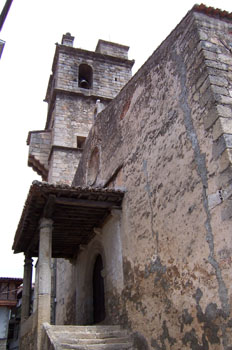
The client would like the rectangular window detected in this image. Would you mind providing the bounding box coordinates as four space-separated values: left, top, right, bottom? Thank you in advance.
77 136 86 149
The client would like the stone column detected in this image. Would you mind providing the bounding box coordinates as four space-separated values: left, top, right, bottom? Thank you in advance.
21 256 33 322
37 217 53 350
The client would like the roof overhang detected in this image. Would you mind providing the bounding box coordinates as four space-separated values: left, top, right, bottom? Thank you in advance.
13 181 124 259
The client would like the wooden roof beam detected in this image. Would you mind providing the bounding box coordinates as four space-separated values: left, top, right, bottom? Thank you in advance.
55 197 121 209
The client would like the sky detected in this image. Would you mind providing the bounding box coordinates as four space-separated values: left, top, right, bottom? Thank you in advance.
0 0 232 279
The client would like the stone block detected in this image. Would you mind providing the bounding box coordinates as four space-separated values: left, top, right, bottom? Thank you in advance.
213 117 232 140
209 75 228 87
218 54 232 65
221 199 232 221
212 134 232 159
203 106 218 129
202 49 218 61
219 148 232 172
211 85 228 96
205 59 228 71
217 95 232 105
208 191 222 210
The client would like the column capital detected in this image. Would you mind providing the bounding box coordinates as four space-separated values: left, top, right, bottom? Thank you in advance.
24 256 33 266
39 217 53 230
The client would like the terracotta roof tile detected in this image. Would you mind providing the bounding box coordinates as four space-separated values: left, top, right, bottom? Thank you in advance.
193 3 232 21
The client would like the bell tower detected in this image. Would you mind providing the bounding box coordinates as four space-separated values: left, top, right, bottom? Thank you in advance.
27 33 134 184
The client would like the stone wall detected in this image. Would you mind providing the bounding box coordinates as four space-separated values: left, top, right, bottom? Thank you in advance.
48 147 82 185
55 49 132 100
19 313 37 350
27 130 51 179
95 40 129 60
73 9 232 350
52 94 94 148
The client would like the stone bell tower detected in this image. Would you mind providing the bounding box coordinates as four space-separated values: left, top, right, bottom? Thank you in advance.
27 33 134 185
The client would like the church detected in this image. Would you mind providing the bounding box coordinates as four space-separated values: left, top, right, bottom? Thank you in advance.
12 4 232 350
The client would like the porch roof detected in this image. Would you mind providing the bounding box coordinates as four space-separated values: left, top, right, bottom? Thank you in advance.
13 181 124 259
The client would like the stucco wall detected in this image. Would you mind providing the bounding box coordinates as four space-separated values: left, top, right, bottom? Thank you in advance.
75 211 124 325
55 259 76 325
72 10 232 350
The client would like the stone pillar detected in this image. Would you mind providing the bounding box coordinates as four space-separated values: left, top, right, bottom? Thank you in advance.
37 218 53 350
21 256 33 322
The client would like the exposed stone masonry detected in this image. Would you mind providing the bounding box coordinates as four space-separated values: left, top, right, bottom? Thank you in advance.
27 34 134 184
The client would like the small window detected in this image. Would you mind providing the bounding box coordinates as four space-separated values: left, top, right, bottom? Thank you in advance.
78 64 93 89
77 136 86 149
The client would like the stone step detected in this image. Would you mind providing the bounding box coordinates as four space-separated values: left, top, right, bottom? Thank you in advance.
43 323 133 350
61 342 133 350
49 325 122 333
58 336 130 345
52 330 129 341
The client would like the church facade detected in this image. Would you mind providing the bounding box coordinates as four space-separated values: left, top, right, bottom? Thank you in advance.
13 4 232 350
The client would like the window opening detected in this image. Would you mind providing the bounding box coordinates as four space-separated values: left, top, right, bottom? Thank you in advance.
79 64 93 89
77 136 86 149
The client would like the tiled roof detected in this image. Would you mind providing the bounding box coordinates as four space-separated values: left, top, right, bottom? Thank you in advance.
193 3 232 21
13 181 125 258
0 277 23 283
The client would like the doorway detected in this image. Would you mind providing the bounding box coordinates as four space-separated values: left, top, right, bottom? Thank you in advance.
92 254 105 323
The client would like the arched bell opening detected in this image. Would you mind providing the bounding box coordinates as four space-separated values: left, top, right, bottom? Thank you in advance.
78 64 93 89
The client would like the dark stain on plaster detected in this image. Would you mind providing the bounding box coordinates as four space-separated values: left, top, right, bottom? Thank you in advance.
193 289 220 344
144 256 167 283
133 332 149 350
181 309 194 332
182 328 209 350
64 291 76 325
151 320 176 349
120 99 131 120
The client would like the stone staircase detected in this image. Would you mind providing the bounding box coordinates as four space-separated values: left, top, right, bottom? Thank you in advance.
42 323 133 350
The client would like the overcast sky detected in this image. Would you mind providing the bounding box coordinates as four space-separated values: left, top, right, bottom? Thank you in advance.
0 0 232 278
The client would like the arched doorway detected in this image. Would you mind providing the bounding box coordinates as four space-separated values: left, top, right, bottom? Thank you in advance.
92 254 105 323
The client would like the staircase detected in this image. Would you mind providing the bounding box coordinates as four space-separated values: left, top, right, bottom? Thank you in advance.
42 323 133 350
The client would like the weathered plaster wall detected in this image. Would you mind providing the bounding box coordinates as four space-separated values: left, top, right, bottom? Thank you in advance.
73 10 232 350
55 259 76 325
75 211 124 325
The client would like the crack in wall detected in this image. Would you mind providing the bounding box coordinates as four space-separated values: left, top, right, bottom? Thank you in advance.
171 48 229 320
